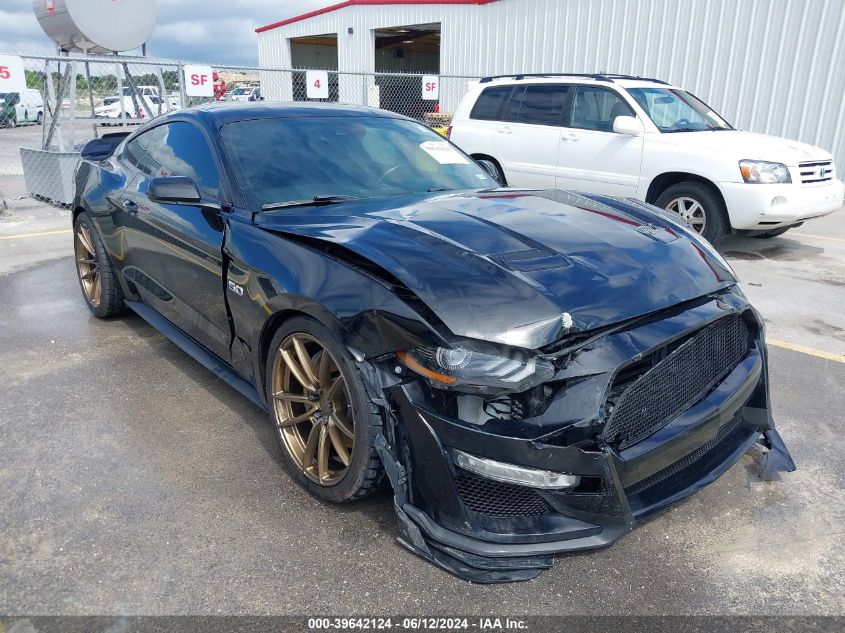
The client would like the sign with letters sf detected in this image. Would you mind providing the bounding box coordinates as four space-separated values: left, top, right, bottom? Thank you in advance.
0 55 26 93
421 75 439 100
184 65 214 97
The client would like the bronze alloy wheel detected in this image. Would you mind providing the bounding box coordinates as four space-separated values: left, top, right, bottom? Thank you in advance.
271 333 355 486
75 224 101 307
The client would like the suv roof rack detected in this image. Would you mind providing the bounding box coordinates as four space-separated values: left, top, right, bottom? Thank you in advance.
478 72 670 85
597 73 670 85
479 73 614 84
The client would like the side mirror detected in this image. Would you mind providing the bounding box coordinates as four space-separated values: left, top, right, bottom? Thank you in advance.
148 176 201 203
613 115 644 136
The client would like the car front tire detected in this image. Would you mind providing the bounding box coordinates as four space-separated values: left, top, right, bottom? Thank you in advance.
656 182 728 245
265 316 384 503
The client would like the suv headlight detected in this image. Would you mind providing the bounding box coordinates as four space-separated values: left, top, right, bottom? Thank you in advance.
739 160 791 184
396 346 554 394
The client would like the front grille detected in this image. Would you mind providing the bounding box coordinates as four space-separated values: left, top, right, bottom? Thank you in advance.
603 315 750 450
624 411 744 498
454 468 552 518
798 160 834 184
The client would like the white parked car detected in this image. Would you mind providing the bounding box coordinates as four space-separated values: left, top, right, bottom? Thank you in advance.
94 86 180 121
449 74 844 244
228 85 262 102
0 89 44 127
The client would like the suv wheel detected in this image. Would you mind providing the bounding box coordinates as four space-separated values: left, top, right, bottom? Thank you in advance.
475 157 507 186
656 182 728 245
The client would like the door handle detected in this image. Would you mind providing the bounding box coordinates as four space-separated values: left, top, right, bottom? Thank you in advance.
122 199 138 213
561 133 579 142
498 126 512 135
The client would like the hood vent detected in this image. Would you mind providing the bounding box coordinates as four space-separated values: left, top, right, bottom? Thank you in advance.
490 248 570 271
635 224 679 244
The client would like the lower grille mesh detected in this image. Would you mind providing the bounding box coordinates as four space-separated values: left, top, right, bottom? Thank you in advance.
625 412 744 497
454 469 552 518
604 315 750 449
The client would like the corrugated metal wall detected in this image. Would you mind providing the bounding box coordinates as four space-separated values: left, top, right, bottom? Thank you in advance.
258 0 845 167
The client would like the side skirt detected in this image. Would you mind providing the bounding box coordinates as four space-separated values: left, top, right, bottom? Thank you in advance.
125 300 267 412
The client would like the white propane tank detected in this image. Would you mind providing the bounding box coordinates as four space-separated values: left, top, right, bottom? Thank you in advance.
33 0 157 54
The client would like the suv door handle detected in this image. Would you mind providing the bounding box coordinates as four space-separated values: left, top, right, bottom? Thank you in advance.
498 126 512 135
561 132 579 142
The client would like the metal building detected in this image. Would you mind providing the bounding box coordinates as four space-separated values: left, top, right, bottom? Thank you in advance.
257 0 845 166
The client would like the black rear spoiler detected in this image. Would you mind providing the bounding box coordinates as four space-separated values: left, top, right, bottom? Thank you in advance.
80 132 132 161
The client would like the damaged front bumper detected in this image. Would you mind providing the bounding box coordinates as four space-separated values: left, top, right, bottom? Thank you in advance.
372 298 796 583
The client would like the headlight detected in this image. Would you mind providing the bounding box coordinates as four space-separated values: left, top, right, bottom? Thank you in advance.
396 346 554 394
739 160 791 184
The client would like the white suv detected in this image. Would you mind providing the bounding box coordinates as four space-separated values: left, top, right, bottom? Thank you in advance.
449 74 844 244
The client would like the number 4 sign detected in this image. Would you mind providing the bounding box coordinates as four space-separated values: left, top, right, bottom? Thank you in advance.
0 55 26 93
306 70 328 99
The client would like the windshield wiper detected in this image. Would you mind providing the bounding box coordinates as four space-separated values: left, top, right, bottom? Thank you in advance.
261 195 361 211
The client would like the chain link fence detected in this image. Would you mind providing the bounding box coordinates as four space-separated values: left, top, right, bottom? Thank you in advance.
0 52 480 208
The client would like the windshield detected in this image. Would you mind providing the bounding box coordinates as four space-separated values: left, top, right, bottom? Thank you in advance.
222 116 497 209
627 88 732 132
232 87 251 95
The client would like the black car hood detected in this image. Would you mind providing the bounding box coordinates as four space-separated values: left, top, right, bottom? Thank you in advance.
255 189 735 349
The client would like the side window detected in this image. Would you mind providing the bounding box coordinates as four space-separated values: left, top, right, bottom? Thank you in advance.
516 84 570 126
501 86 525 122
124 122 220 197
570 87 634 132
469 86 513 121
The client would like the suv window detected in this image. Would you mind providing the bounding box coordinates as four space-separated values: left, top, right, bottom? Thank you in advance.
516 84 570 126
469 86 513 121
124 122 220 197
570 86 634 132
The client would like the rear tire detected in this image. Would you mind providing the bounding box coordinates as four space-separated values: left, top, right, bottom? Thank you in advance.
752 227 791 239
656 181 728 245
36 112 43 125
265 316 384 503
73 212 125 318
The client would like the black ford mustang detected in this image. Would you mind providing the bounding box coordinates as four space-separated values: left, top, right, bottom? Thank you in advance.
72 103 795 582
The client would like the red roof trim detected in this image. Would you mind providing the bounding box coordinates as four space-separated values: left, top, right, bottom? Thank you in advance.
256 0 498 33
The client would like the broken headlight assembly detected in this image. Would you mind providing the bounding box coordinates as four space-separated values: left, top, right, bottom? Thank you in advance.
396 345 554 394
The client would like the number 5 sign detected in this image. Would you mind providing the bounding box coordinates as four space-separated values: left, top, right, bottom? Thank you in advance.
184 64 214 97
306 70 328 99
0 55 26 93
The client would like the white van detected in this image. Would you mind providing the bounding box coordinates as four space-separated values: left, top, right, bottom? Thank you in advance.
449 74 844 244
0 89 45 127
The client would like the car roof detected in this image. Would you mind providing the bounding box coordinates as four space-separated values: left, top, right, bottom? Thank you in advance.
182 101 408 126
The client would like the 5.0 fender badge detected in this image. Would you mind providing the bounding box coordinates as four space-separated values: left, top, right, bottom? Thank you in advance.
227 279 244 296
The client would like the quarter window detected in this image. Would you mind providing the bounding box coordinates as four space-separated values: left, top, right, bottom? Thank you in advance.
123 122 220 197
570 87 634 132
469 86 513 121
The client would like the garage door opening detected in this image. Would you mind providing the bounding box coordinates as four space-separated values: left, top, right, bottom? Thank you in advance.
374 23 440 118
290 34 339 101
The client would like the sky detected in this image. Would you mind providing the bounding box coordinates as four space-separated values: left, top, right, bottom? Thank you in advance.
0 0 327 65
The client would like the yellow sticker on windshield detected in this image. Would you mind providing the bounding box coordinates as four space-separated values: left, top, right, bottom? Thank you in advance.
419 141 470 165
